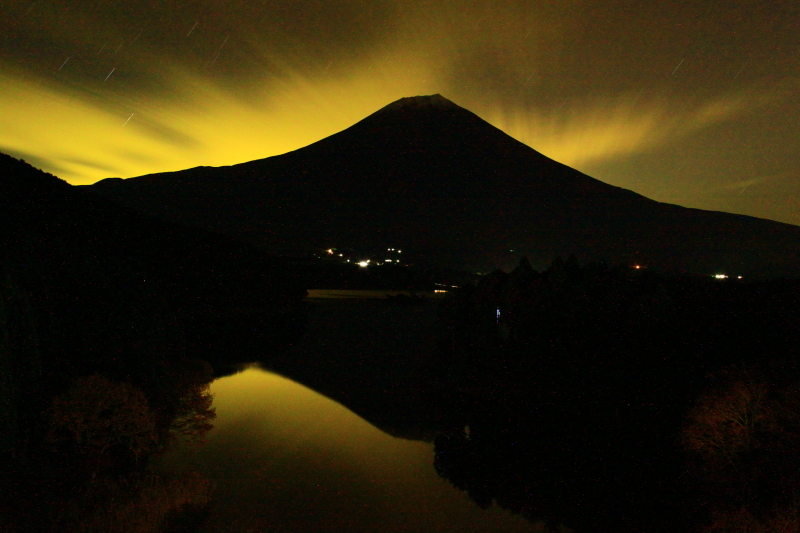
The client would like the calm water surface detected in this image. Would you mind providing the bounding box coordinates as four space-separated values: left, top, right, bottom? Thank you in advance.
170 366 539 532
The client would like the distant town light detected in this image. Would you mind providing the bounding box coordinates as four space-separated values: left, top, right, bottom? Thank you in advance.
633 265 641 269
358 261 369 267
435 289 448 293
327 249 334 254
738 276 743 279
385 259 392 262
714 274 728 279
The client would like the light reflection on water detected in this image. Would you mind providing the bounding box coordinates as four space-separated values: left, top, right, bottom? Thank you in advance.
169 366 538 532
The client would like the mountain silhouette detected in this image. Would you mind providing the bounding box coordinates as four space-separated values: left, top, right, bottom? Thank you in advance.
1 152 304 308
1 152 306 382
84 94 800 277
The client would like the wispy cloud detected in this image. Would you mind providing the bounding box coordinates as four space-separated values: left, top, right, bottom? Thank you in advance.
716 172 793 193
480 86 780 170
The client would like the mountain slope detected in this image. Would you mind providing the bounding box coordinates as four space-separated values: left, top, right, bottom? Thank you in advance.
1 152 306 384
84 94 800 277
1 153 304 308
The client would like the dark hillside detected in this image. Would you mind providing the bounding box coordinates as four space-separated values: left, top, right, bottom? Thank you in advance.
84 94 800 278
0 152 306 516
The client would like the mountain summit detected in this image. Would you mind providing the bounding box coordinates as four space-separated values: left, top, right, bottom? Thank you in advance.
374 93 462 113
85 95 800 277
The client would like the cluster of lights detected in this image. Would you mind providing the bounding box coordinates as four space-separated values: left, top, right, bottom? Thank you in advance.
325 247 404 268
632 265 744 281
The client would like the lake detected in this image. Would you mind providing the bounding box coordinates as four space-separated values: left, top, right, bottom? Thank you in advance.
167 296 541 532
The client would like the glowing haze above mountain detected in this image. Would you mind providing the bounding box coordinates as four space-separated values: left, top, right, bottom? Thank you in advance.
1 0 797 225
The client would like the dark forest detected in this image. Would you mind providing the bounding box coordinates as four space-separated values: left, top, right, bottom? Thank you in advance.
433 257 800 532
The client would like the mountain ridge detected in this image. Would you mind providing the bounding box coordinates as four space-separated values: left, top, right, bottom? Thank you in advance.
81 94 800 277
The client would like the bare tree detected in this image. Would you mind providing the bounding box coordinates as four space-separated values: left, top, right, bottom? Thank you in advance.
47 374 157 465
683 377 777 471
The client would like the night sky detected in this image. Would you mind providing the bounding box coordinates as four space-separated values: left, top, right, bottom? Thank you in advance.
1 1 798 226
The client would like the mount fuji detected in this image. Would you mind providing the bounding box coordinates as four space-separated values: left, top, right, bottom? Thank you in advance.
84 94 800 277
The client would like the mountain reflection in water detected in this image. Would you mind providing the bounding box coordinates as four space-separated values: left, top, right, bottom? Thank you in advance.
168 366 537 532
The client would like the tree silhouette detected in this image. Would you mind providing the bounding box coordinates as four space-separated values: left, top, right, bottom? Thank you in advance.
683 365 800 531
683 378 777 470
168 381 216 445
46 374 157 466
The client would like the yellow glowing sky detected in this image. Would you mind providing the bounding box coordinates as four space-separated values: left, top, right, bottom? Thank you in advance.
1 0 798 225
